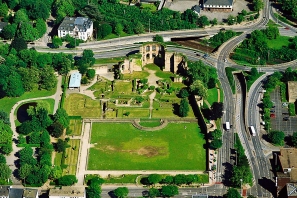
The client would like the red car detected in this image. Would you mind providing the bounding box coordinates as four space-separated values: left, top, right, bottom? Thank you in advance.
285 27 290 30
270 114 276 118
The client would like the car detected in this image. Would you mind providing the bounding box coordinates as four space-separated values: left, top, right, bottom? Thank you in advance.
285 27 290 30
272 106 275 108
220 28 226 31
283 113 289 115
283 117 289 121
203 54 209 59
224 58 227 62
270 110 275 113
270 114 276 118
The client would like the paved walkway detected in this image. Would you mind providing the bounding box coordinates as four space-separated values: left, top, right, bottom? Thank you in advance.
145 68 160 118
7 75 62 184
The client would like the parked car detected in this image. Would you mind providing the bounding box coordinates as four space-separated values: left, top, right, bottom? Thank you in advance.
270 110 275 113
285 27 290 30
283 117 289 121
270 114 276 118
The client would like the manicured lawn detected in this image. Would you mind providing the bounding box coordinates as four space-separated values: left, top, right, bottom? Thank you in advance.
104 174 140 184
144 64 174 79
139 120 161 127
54 152 63 166
0 88 56 114
123 71 150 80
118 108 150 118
88 123 206 170
207 88 218 106
69 119 82 136
267 36 290 50
95 57 126 64
64 94 101 117
267 19 281 28
217 81 224 103
63 139 80 175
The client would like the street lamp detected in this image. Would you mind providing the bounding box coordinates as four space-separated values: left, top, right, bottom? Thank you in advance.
240 179 243 196
276 9 279 24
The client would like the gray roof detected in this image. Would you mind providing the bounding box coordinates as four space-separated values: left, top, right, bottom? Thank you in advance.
23 188 38 198
9 188 23 198
58 17 92 32
0 22 8 30
287 183 297 197
49 186 85 197
0 185 10 196
69 72 82 88
204 0 233 6
192 5 201 13
192 194 208 198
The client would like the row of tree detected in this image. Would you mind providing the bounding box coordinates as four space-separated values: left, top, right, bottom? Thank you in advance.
143 174 208 186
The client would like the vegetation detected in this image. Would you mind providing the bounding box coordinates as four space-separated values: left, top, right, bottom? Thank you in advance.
225 67 237 94
86 176 104 198
292 132 297 147
277 0 297 20
289 103 296 116
209 30 237 48
114 187 129 198
178 98 189 117
89 123 205 170
224 188 241 198
269 130 285 146
245 68 264 90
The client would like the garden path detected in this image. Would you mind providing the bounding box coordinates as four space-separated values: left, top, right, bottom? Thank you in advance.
7 75 62 185
149 91 156 118
78 75 98 99
145 69 161 118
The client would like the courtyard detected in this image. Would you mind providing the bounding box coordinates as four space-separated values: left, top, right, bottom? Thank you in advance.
88 122 206 170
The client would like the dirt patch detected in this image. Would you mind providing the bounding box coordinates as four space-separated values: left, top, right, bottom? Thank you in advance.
137 146 160 157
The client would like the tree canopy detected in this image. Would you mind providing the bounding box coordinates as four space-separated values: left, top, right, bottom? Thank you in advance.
114 187 129 198
269 130 285 146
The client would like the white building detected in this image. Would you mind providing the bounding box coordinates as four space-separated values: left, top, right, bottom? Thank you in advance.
49 186 86 198
58 17 93 41
68 72 82 90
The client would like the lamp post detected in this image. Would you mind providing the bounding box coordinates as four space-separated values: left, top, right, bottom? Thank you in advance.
149 19 150 33
276 9 279 24
240 179 243 196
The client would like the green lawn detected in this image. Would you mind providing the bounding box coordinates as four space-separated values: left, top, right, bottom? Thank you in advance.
69 119 82 136
123 71 150 80
0 88 56 114
267 36 290 49
140 3 157 12
207 88 219 106
64 94 101 117
88 123 206 170
104 174 140 184
144 64 174 79
54 152 63 166
139 120 161 127
267 19 281 28
63 139 80 175
95 57 126 64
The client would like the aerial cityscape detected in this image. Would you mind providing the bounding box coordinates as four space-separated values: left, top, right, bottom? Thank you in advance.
0 0 296 197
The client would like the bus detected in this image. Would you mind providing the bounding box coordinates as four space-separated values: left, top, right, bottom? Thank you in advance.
225 122 230 130
250 126 256 136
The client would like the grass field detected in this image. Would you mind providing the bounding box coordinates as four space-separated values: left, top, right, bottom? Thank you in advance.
63 139 80 175
64 94 101 117
139 120 161 127
0 88 56 114
207 88 218 106
95 57 126 64
104 174 140 183
267 36 290 49
54 152 62 166
123 71 150 80
69 119 82 136
88 123 206 170
144 64 174 79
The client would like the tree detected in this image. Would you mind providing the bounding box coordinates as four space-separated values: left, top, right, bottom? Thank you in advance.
153 34 164 42
0 154 6 164
17 22 38 42
13 9 29 24
231 165 253 187
237 14 244 24
97 24 112 38
28 132 41 144
1 23 17 40
179 89 189 98
211 18 218 25
211 102 224 120
269 130 285 146
241 9 248 16
28 1 50 20
86 69 96 79
148 174 162 185
292 132 297 147
0 163 11 180
35 19 47 38
149 188 160 198
114 23 123 35
5 72 25 97
227 15 236 25
224 188 241 198
57 175 78 186
52 36 63 48
210 129 222 140
53 108 70 128
179 98 189 117
0 110 10 125
161 185 179 197
49 166 62 179
114 187 129 198
10 38 27 52
134 21 144 34
39 65 57 90
19 164 32 179
0 3 8 17
17 67 40 91
190 80 208 98
55 139 69 152
253 0 264 12
174 174 186 185
162 176 174 184
210 139 223 149
49 122 64 138
197 16 210 27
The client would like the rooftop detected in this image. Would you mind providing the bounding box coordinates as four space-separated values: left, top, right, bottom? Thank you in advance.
287 183 297 197
279 148 297 170
288 81 297 103
204 0 233 6
0 22 8 30
9 188 23 198
0 185 10 196
58 17 92 32
192 194 208 198
69 72 82 88
49 186 85 196
23 188 38 198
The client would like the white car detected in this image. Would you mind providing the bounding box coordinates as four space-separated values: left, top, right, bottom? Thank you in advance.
224 58 227 62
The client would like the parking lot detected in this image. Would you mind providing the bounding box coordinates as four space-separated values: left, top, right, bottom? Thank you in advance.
270 87 297 136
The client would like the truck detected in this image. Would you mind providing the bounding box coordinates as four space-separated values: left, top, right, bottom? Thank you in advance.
225 122 230 130
249 126 256 136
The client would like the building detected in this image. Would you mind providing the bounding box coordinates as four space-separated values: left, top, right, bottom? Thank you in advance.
192 194 208 198
58 17 93 41
9 188 23 198
276 148 297 197
49 186 86 198
0 22 8 32
288 81 297 103
203 0 233 12
69 72 82 90
192 5 201 16
23 189 38 198
0 186 10 198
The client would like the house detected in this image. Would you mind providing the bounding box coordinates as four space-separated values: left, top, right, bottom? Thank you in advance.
192 194 208 198
0 22 8 32
203 0 233 12
8 188 24 198
276 148 297 197
49 186 86 198
58 17 93 41
68 72 82 90
0 186 10 198
192 5 201 16
23 188 38 198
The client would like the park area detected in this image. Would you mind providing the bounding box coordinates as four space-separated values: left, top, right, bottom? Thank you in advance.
88 122 206 170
